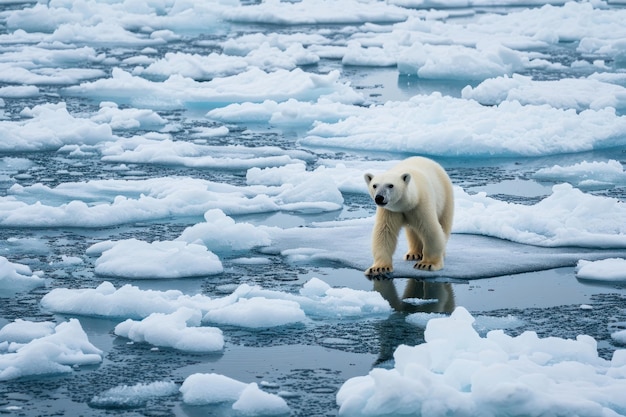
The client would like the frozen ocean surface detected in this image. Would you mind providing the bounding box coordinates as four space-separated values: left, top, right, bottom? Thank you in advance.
1 0 626 415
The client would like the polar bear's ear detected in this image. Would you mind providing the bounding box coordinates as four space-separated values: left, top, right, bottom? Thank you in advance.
364 173 374 185
401 173 411 184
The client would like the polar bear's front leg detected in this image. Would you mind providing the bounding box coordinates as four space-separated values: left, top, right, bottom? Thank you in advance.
365 209 403 278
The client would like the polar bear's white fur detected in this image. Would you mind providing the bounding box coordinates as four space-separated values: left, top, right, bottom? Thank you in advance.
364 157 454 276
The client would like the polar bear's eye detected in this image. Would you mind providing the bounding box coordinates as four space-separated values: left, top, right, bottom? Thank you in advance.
388 184 394 189
372 184 378 189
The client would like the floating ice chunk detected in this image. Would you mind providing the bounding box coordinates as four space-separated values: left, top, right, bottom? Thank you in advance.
181 373 247 405
0 102 114 152
337 306 626 416
101 138 309 170
94 239 223 279
0 174 338 228
303 94 626 157
454 184 626 247
41 281 213 320
140 43 319 80
190 126 229 139
0 319 55 344
0 46 105 69
231 257 272 265
221 0 411 25
247 159 390 195
42 278 390 324
90 380 179 409
233 382 291 416
50 22 167 47
204 297 307 328
65 67 361 110
180 373 289 415
236 277 391 318
207 98 362 127
246 163 344 213
342 42 397 67
612 330 626 345
398 42 525 80
136 51 249 80
0 85 39 98
0 319 103 381
114 307 224 352
0 63 105 86
177 209 271 253
462 74 626 110
534 159 626 188
90 102 168 130
221 32 329 57
576 258 626 282
245 42 320 69
0 256 45 293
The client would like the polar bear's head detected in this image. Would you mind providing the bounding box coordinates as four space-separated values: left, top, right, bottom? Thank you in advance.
364 171 412 211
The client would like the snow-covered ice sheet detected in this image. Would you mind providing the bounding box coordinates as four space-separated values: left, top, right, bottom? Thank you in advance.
264 218 626 279
337 307 626 416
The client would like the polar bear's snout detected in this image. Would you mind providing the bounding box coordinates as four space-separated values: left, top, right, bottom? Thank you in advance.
374 194 387 206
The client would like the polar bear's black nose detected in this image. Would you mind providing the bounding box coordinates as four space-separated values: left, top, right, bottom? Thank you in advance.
375 195 386 205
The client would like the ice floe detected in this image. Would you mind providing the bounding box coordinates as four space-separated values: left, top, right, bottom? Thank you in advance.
1 174 341 228
100 139 313 171
337 307 626 416
64 68 362 110
576 258 626 283
462 74 626 111
93 239 223 279
180 373 289 415
0 256 45 293
534 159 626 189
0 103 114 152
0 319 103 381
302 95 626 157
40 277 391 324
114 307 224 352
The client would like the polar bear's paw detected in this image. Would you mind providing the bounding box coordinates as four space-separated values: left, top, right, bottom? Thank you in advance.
404 252 422 261
414 259 443 271
365 264 393 279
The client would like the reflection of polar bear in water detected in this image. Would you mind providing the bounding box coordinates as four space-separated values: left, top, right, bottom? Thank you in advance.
364 157 454 277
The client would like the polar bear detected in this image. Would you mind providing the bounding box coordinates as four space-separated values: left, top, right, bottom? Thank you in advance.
364 157 454 277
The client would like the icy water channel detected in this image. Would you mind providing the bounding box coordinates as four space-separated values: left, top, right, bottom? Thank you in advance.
2 3 626 416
